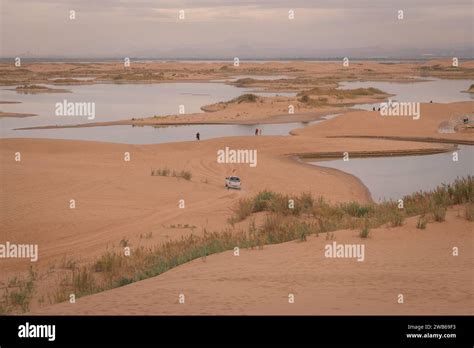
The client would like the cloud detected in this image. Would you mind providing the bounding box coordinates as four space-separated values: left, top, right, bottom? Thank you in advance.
1 0 472 58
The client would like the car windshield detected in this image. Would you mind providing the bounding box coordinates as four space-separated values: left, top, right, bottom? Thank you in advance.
230 177 240 182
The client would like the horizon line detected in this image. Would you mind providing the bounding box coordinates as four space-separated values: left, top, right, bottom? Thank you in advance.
1 56 473 62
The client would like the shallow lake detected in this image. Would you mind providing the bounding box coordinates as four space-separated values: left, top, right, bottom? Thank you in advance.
310 145 474 202
8 121 326 144
338 78 473 110
0 82 299 141
1 78 472 144
1 83 248 126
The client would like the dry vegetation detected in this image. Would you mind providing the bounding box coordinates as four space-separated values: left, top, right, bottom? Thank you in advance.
151 168 192 181
297 86 386 106
1 176 471 314
1 60 473 87
12 84 70 93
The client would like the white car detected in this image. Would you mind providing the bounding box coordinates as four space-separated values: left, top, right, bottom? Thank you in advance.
225 176 241 190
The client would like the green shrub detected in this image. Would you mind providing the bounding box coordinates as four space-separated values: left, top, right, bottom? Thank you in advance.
253 191 277 212
340 202 372 217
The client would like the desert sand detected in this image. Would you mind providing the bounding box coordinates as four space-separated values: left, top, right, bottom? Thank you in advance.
30 207 472 315
1 103 470 313
2 134 448 274
293 101 473 143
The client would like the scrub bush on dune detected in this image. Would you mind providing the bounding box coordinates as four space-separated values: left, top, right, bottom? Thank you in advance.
6 177 469 314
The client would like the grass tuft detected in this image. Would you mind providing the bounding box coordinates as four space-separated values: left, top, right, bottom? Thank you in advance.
1 267 36 313
432 206 447 222
359 227 370 239
152 168 192 181
465 203 474 221
416 215 427 229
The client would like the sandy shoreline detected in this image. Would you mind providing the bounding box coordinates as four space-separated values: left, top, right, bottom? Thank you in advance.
0 111 37 118
326 135 474 146
13 109 350 130
6 86 71 94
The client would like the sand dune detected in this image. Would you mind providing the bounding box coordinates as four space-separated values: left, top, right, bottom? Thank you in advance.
1 101 472 313
293 101 473 143
31 208 472 315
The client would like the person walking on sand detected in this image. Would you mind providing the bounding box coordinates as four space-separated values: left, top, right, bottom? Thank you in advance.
196 132 200 141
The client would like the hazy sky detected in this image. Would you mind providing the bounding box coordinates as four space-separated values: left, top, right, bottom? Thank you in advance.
1 0 472 58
